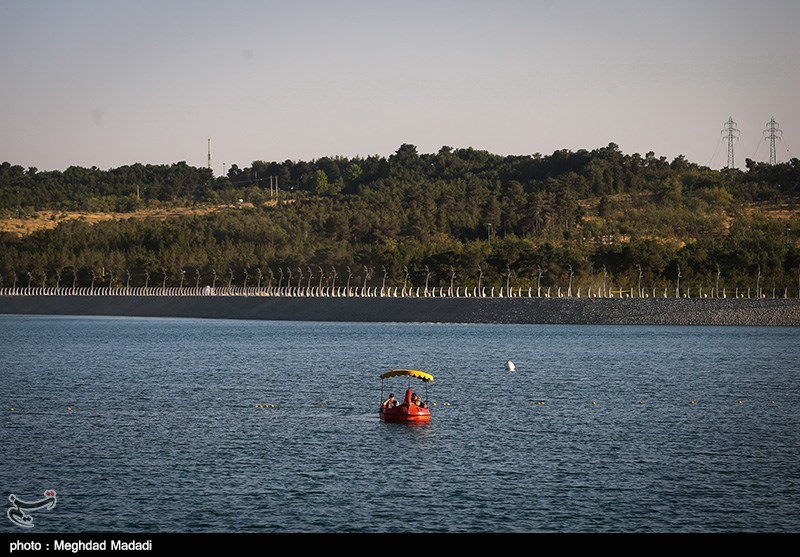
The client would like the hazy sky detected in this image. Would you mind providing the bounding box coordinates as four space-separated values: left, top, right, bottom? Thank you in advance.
1 0 798 172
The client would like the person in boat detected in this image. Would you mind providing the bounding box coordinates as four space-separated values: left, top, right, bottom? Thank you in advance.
383 393 398 409
411 392 427 409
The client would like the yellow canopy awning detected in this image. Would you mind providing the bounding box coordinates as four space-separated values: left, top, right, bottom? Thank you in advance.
380 369 434 382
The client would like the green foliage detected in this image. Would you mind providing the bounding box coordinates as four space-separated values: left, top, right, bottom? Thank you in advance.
1 146 798 290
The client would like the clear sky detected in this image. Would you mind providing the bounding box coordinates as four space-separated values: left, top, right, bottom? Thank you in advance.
1 0 798 173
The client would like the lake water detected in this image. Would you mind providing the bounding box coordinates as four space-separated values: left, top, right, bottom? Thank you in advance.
1 316 799 532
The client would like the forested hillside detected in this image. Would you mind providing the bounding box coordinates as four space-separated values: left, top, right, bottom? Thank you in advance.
1 144 798 292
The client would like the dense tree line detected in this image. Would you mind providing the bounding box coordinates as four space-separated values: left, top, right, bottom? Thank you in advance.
4 144 799 213
1 145 798 292
0 162 215 214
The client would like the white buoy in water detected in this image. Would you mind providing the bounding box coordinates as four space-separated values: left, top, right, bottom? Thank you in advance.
505 360 516 371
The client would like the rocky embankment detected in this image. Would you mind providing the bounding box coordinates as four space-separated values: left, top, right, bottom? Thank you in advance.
1 295 799 326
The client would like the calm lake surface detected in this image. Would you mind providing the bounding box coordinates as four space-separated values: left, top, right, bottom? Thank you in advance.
1 316 798 532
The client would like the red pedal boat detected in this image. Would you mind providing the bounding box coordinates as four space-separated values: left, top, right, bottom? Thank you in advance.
379 369 433 423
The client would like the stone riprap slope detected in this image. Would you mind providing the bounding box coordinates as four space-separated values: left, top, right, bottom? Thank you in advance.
1 296 799 326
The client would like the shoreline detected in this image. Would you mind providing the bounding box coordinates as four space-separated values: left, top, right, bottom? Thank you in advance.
1 295 799 326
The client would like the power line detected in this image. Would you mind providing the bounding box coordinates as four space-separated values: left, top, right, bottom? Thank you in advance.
708 134 723 168
721 117 740 169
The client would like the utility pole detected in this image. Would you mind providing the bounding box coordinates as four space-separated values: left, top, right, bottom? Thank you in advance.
207 138 212 171
722 117 740 169
763 117 783 166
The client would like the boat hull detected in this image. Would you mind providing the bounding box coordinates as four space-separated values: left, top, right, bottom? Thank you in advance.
379 404 431 423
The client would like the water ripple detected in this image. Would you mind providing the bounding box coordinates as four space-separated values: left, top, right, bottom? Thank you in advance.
1 317 798 532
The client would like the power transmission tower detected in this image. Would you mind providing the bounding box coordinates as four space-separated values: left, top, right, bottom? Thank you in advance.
721 117 740 169
763 117 782 165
